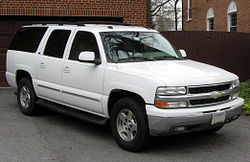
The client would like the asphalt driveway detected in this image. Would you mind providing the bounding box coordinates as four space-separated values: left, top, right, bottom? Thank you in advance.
1 88 250 162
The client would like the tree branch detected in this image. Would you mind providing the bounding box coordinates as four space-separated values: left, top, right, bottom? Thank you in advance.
151 0 172 14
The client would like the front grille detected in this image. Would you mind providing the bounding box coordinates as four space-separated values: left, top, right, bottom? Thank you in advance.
190 95 230 105
189 84 230 94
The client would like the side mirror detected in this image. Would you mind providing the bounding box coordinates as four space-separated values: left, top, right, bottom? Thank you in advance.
78 51 101 65
178 49 187 58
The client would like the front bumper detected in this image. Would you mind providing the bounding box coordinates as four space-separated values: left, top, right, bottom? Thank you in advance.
146 98 244 136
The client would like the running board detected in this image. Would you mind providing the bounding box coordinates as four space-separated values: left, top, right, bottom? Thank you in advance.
36 99 108 125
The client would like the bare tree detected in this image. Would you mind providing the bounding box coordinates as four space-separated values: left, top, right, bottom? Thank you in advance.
151 0 172 17
151 0 182 31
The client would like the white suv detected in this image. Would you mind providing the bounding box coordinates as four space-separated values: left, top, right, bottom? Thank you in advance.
6 22 244 151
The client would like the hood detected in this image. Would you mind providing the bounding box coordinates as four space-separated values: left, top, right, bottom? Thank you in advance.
116 60 238 86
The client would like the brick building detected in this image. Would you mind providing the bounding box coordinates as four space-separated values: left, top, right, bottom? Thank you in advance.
183 0 250 33
0 0 150 86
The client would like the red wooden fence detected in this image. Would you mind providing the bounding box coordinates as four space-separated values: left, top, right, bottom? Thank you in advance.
161 31 250 81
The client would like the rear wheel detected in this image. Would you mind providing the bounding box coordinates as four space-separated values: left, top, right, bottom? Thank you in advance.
110 97 149 151
17 78 37 116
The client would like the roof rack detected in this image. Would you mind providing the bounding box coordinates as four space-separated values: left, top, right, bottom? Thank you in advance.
31 21 85 26
31 21 131 26
80 21 131 26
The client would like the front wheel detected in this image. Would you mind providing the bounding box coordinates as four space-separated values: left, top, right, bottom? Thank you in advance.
17 78 37 116
110 97 149 151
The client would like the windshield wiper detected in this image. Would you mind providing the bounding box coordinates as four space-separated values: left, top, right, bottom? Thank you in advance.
134 57 154 61
115 57 154 63
152 55 180 60
115 58 131 62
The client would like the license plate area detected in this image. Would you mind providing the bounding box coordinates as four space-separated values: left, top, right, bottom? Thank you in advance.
211 112 226 125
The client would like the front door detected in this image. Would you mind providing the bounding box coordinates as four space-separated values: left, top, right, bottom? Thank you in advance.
61 31 104 114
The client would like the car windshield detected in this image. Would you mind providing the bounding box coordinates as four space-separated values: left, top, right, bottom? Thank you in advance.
100 32 183 63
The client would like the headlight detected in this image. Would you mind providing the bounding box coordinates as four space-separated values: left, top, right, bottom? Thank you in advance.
156 86 187 96
155 86 188 108
231 80 240 89
230 80 240 100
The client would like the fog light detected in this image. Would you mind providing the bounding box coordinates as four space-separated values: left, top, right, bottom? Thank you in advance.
174 126 186 132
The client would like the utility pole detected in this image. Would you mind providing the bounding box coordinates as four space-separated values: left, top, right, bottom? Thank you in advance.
182 0 184 31
174 0 180 31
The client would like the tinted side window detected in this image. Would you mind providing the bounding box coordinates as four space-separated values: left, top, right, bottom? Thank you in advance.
69 31 100 60
9 27 48 53
44 30 71 58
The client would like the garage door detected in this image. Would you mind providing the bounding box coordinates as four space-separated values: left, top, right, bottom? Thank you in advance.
0 18 17 86
0 16 123 87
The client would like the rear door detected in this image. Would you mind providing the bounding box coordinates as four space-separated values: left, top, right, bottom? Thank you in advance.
37 29 71 102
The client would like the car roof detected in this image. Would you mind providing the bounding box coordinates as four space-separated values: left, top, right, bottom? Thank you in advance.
23 23 158 33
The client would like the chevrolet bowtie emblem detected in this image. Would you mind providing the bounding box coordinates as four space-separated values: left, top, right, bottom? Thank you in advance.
211 91 222 99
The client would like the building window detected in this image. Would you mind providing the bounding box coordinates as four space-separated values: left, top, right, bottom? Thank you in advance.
208 18 214 31
187 0 192 20
227 1 237 32
206 8 214 31
229 13 237 32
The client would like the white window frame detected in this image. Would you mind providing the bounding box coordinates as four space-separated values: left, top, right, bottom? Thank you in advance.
227 1 237 32
206 8 214 31
187 0 192 21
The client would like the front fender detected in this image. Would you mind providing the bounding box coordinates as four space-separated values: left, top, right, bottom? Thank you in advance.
103 68 164 104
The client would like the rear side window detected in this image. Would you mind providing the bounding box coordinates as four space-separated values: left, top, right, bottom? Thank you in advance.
43 30 71 58
9 27 48 53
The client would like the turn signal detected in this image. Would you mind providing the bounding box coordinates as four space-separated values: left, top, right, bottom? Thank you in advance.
155 102 167 108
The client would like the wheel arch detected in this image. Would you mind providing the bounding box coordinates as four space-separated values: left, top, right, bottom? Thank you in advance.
107 89 146 117
16 70 32 85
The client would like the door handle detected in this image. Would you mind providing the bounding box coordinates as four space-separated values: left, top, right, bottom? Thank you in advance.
39 62 45 68
63 66 70 73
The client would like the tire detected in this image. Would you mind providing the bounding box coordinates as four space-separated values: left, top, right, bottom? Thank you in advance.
17 78 37 116
110 97 149 151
